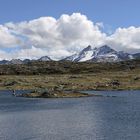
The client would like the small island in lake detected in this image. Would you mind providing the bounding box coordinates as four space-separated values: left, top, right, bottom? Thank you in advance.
18 89 99 98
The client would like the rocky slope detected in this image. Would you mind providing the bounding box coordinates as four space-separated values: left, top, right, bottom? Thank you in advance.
63 45 134 62
0 56 52 65
0 45 139 64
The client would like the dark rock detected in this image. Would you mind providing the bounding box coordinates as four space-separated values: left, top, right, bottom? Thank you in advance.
4 81 17 86
109 80 120 87
134 77 140 81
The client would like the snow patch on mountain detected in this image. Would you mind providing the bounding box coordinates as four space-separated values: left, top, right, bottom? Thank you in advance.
63 45 134 62
79 51 93 62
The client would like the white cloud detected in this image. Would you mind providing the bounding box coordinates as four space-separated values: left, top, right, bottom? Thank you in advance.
106 26 140 53
0 25 21 48
0 50 11 60
0 13 139 60
5 13 106 59
15 46 73 60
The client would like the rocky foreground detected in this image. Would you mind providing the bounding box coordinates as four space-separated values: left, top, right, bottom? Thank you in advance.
0 60 139 91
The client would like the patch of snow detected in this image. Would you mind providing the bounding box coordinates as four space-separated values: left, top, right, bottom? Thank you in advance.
79 51 93 62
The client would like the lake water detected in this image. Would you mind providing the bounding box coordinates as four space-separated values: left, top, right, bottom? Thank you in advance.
0 90 140 140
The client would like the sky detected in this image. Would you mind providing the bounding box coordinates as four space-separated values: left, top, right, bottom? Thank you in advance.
0 0 140 60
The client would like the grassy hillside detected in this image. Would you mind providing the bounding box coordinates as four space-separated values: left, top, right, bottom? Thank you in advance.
0 59 139 75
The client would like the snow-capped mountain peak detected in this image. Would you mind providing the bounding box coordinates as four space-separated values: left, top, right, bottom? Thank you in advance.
63 45 134 62
7 59 23 64
94 45 116 55
78 45 94 62
79 45 92 55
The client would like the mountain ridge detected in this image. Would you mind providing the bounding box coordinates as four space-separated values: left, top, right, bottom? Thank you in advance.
0 45 139 64
63 45 138 62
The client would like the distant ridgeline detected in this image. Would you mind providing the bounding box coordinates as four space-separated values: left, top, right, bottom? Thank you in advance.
0 45 140 65
0 45 139 75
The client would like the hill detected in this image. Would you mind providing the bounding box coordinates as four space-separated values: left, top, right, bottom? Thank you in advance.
0 59 139 75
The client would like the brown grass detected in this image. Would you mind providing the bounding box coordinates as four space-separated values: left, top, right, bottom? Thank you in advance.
0 68 139 90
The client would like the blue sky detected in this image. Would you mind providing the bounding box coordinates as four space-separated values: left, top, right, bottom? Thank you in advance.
0 0 140 60
0 0 140 30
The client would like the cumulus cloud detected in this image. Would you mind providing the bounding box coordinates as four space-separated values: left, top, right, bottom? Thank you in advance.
0 25 21 48
5 13 106 59
14 46 73 60
0 13 139 60
6 13 106 49
0 50 11 60
106 26 140 53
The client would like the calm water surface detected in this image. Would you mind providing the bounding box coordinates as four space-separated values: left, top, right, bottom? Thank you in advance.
0 90 140 140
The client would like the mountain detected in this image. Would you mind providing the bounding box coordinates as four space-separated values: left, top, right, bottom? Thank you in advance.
63 45 134 62
0 47 139 64
133 53 140 59
0 59 30 65
0 60 9 64
0 56 52 65
23 59 31 64
38 56 52 61
63 45 93 62
6 59 24 64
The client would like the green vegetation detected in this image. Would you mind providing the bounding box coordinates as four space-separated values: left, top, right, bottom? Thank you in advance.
0 59 139 75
